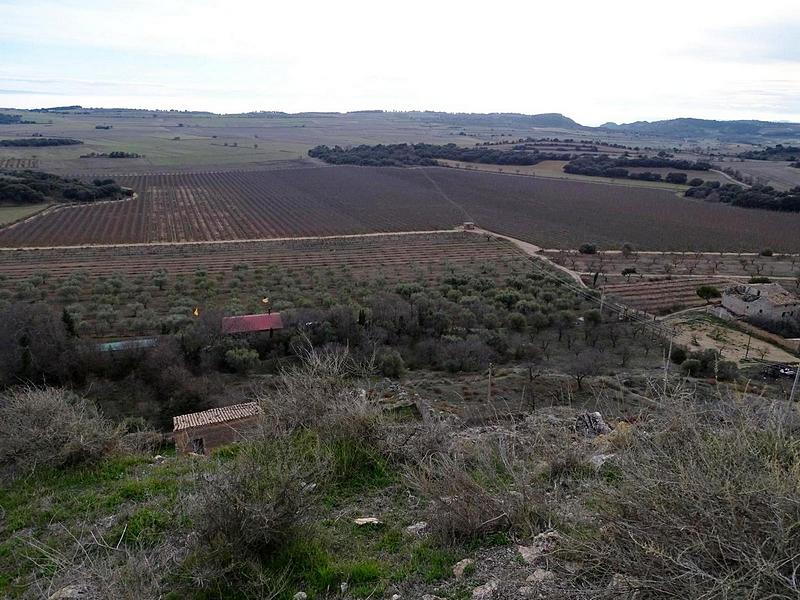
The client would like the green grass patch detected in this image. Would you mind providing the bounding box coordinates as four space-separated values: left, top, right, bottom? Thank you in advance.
0 454 198 596
408 543 460 583
329 439 395 495
110 506 172 546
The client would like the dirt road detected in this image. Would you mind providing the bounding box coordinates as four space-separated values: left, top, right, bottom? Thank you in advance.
467 227 587 288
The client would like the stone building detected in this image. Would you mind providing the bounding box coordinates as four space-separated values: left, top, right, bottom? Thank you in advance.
721 283 800 323
173 402 263 455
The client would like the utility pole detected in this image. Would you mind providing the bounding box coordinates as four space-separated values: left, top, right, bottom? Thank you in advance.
744 334 752 360
664 330 674 395
790 365 800 404
529 365 535 412
599 292 605 314
487 362 494 403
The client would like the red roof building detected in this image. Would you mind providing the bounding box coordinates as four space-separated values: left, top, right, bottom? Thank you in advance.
221 312 284 335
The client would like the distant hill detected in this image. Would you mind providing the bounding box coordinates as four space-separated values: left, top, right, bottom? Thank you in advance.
7 104 800 141
599 117 800 141
385 112 800 140
410 111 586 130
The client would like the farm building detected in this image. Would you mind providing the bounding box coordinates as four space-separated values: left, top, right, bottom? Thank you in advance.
722 283 800 323
173 402 263 455
221 312 283 335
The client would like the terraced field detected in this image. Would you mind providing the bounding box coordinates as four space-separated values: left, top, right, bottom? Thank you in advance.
0 232 525 335
545 249 800 281
597 277 735 315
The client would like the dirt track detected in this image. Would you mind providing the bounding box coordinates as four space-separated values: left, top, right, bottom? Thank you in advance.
0 228 461 252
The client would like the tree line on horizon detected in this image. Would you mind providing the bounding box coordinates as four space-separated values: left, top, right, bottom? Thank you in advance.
308 143 573 167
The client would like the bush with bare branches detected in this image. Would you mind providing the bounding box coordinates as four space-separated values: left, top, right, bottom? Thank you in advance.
407 453 514 543
26 535 188 600
194 438 326 561
405 420 569 544
255 339 375 435
557 397 800 599
0 386 119 478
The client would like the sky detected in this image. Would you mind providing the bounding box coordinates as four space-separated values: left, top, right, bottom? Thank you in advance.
1 0 799 125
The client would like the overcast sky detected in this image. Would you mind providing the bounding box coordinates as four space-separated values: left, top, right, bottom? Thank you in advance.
1 0 799 125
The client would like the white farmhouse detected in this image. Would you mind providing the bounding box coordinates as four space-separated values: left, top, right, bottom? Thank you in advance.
722 283 800 323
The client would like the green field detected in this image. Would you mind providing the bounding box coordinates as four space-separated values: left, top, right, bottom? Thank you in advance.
0 203 50 226
438 159 692 192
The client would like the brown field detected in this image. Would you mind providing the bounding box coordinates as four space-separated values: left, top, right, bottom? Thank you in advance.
0 232 524 335
424 168 800 252
437 159 689 191
0 167 464 246
2 166 800 252
665 314 799 365
717 158 800 191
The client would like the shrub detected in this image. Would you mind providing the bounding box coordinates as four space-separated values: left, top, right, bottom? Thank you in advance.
377 348 406 378
560 399 800 598
254 341 374 433
194 437 325 559
688 177 704 187
760 248 774 256
407 454 511 544
696 284 721 302
665 172 687 184
716 360 739 381
578 243 597 255
681 358 702 376
224 347 260 373
749 276 771 283
506 311 527 331
669 346 687 364
118 430 165 454
0 386 118 477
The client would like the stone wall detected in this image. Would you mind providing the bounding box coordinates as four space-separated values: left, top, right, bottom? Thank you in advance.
175 415 262 455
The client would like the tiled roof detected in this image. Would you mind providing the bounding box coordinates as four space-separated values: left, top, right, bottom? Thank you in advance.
221 313 284 334
173 401 262 431
759 285 799 306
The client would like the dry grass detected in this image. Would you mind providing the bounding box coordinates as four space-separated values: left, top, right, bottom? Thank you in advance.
554 393 800 599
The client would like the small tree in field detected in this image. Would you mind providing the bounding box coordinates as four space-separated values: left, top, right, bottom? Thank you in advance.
696 285 721 303
225 347 260 373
